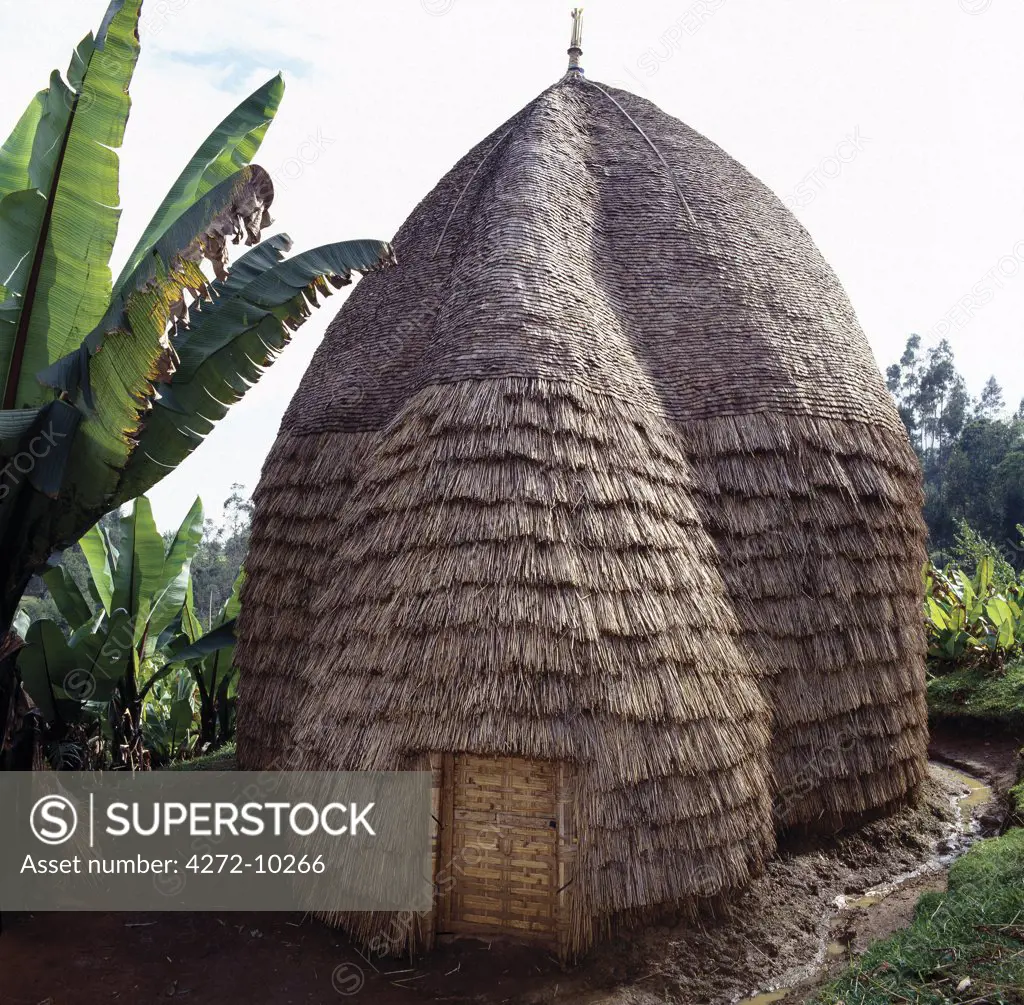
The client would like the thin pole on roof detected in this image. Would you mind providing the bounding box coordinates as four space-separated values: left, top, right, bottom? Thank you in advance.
567 8 584 75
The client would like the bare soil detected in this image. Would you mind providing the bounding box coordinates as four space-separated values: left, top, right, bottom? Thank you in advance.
0 758 1007 1005
929 723 1021 825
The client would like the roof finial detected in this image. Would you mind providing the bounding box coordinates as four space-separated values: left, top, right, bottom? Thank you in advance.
567 8 584 75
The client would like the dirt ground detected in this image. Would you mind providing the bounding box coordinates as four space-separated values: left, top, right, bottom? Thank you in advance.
928 723 1022 799
0 757 1010 1005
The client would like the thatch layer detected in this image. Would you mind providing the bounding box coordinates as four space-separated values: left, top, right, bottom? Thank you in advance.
235 72 927 951
286 379 775 952
680 414 927 828
235 429 375 767
270 81 902 438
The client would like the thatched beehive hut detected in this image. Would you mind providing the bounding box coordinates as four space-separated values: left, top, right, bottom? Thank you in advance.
236 19 927 958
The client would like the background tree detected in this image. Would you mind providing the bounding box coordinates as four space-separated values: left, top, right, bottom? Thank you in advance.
190 485 252 629
976 376 1006 420
888 334 1024 567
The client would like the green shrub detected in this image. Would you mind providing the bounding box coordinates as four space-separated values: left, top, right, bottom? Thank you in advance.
944 518 1019 588
924 557 1024 669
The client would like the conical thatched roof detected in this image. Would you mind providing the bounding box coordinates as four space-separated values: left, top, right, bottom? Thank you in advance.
235 70 927 951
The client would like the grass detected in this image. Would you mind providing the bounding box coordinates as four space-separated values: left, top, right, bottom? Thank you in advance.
927 662 1024 731
816 829 1024 1004
1011 781 1024 827
165 741 237 771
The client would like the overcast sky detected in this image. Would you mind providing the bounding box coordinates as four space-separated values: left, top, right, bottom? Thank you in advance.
2 0 1022 529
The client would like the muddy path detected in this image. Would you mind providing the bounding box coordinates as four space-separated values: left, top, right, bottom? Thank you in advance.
0 746 1014 1005
928 724 1021 824
766 762 995 1005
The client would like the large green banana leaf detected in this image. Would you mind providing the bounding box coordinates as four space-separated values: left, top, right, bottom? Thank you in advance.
79 520 117 613
18 619 86 725
19 489 227 734
0 91 44 199
0 399 80 524
169 619 237 664
4 2 143 411
138 575 210 700
166 667 197 754
115 238 394 503
0 73 77 399
195 566 244 711
74 495 205 654
39 164 276 397
144 580 239 705
41 562 93 630
19 609 132 724
0 191 46 312
144 496 204 653
110 496 165 645
38 165 276 520
0 0 394 656
172 239 392 377
180 575 204 645
0 405 41 447
115 74 285 290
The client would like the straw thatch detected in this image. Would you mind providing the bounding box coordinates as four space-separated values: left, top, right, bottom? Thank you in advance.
235 71 927 952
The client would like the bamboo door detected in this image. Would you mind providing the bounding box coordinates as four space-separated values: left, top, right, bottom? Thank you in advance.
437 754 565 946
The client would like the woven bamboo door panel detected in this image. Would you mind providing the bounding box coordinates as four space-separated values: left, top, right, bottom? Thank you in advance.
445 754 559 939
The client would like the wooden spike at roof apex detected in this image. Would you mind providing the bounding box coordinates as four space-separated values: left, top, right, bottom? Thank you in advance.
568 8 584 74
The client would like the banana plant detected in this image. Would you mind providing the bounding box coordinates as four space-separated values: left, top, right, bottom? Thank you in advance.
0 0 393 743
17 495 238 766
924 557 1024 669
141 667 199 763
